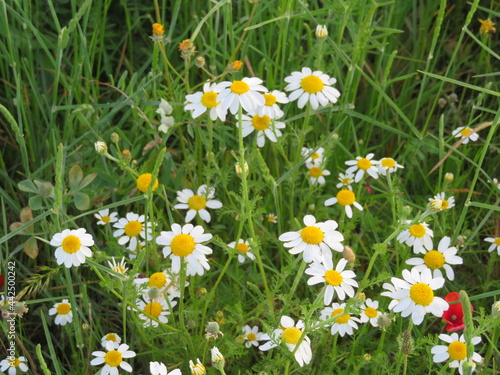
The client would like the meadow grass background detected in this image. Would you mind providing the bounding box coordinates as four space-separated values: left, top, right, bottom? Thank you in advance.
0 0 499 374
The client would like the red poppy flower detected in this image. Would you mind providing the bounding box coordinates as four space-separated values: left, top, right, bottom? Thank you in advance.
442 292 473 332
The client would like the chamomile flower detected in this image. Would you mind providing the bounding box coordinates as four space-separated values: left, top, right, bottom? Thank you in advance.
136 295 176 327
484 236 500 255
305 258 358 305
242 325 264 348
48 299 73 326
50 228 94 268
113 212 152 252
279 215 344 263
91 342 136 374
0 356 29 375
101 333 122 350
324 190 363 218
431 333 482 374
397 221 434 254
406 236 463 280
429 192 455 211
228 239 256 263
184 82 226 122
257 90 289 118
359 298 381 327
216 77 266 115
267 213 278 223
336 172 355 190
489 177 499 189
259 315 312 367
189 359 205 375
174 185 223 223
284 67 341 109
345 153 379 182
378 157 404 176
302 147 324 165
383 268 449 325
453 127 479 144
320 302 362 337
156 224 213 276
240 111 286 147
95 209 118 225
107 257 129 276
306 162 330 185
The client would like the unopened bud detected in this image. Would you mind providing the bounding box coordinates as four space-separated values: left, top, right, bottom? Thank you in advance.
377 312 392 330
357 292 366 301
315 25 328 39
195 56 205 68
95 141 107 154
438 97 447 108
363 353 372 361
400 330 413 356
492 301 500 316
122 149 132 163
343 246 356 263
235 161 249 175
444 172 454 181
211 347 225 373
146 287 161 300
82 323 90 330
111 132 120 144
228 60 243 73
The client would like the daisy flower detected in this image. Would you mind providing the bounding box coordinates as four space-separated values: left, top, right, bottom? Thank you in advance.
359 298 381 327
189 358 205 375
397 221 434 254
113 212 152 252
336 172 355 190
267 213 278 223
453 126 479 144
259 315 312 367
136 295 176 327
485 236 500 255
305 258 358 305
302 147 324 165
324 189 363 218
488 177 499 190
345 153 379 182
242 325 264 348
406 236 463 280
48 299 73 326
94 209 118 225
383 268 448 325
0 356 29 374
279 215 344 263
216 77 266 115
156 223 213 276
257 90 289 118
108 257 129 276
240 110 286 147
431 333 482 374
429 192 455 211
306 162 330 185
320 302 362 337
184 82 226 122
150 361 182 375
228 239 256 263
136 173 159 193
50 228 94 268
378 157 404 176
91 342 136 374
101 333 122 350
284 67 341 109
174 185 223 223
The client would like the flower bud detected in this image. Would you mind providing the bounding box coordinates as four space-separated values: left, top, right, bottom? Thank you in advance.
343 245 356 263
377 312 392 330
94 141 107 155
227 60 243 73
195 56 205 68
122 149 132 163
444 172 454 181
315 25 328 39
235 161 249 175
492 301 500 316
211 347 225 373
110 132 120 144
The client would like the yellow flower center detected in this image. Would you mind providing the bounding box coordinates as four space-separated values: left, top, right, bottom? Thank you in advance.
311 152 319 160
252 114 271 131
152 23 164 36
460 128 472 137
332 308 350 324
495 238 500 246
324 270 343 286
408 224 426 238
247 332 257 341
56 303 71 315
440 199 449 209
337 190 356 206
381 158 396 168
113 265 126 274
62 235 81 254
300 75 324 94
201 91 219 108
281 327 302 345
231 61 244 71
137 173 159 193
9 358 21 367
423 250 445 269
104 350 123 367
170 234 196 257
448 341 467 361
479 19 496 35
124 221 143 237
105 333 117 342
357 158 372 170
143 301 163 318
264 94 277 106
230 80 250 95
409 282 434 306
364 307 378 318
188 195 207 210
236 242 249 253
309 167 322 178
149 272 167 288
342 177 351 185
101 216 111 223
300 226 325 245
